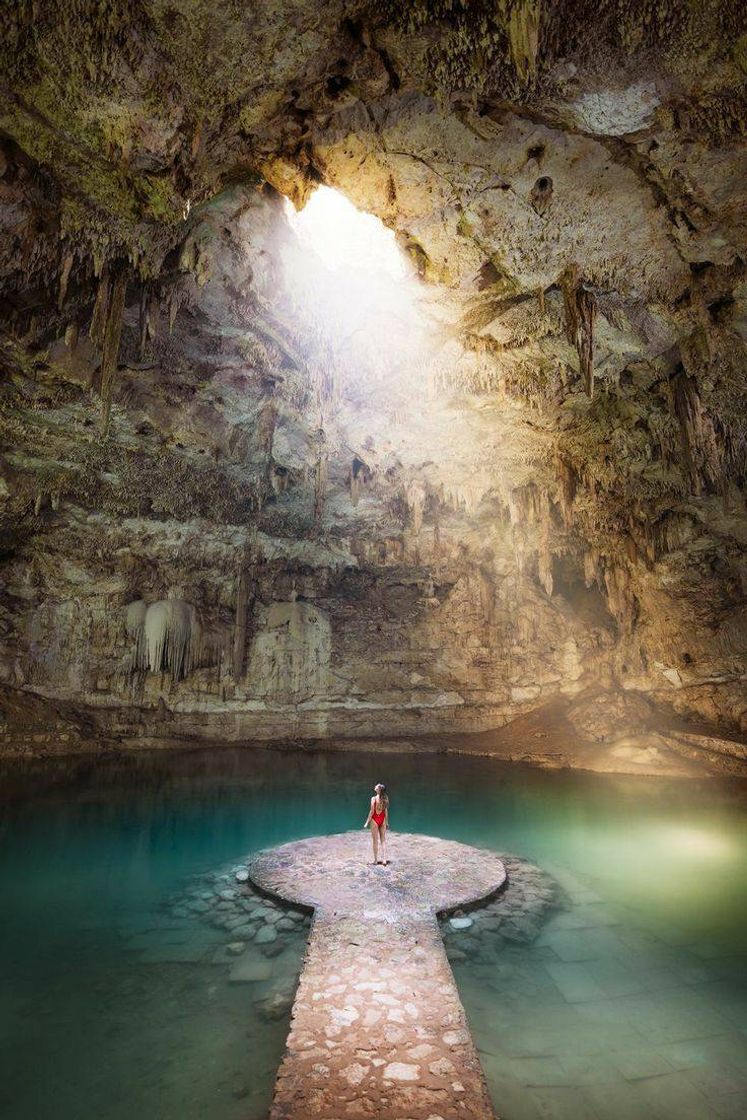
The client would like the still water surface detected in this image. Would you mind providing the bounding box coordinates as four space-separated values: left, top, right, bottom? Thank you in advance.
1 747 745 1119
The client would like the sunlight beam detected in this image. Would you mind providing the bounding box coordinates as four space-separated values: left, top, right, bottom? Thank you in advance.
284 186 407 279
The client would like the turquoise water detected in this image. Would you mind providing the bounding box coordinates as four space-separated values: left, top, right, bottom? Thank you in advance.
1 747 746 1119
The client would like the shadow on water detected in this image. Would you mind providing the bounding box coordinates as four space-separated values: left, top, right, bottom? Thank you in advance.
0 745 745 1119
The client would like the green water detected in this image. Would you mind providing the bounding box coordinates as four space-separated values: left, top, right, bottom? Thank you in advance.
1 748 745 1119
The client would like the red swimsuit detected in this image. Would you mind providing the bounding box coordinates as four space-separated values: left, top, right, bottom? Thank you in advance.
371 799 386 827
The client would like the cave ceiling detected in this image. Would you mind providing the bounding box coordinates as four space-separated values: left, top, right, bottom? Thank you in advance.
0 1 746 749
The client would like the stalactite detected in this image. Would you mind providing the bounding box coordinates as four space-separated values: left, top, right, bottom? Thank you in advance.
350 469 362 507
88 263 111 351
252 311 306 374
64 322 78 352
555 454 576 528
92 245 108 278
349 456 371 507
138 284 149 359
313 429 327 527
270 465 289 494
145 289 159 351
603 565 637 634
99 270 127 435
258 389 277 455
134 600 201 682
508 483 555 593
538 484 554 596
561 263 596 397
168 288 179 334
405 480 427 536
502 0 541 83
144 601 169 674
58 250 74 310
583 550 600 588
508 482 550 528
126 600 148 670
182 609 203 682
477 565 496 628
538 545 553 596
433 518 442 561
671 367 724 496
232 564 254 681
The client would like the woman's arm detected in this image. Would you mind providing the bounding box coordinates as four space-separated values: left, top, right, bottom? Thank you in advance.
363 796 374 828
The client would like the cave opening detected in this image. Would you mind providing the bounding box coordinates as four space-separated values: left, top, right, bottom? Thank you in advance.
284 184 406 278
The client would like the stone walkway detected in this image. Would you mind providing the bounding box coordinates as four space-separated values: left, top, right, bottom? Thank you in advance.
249 831 507 1120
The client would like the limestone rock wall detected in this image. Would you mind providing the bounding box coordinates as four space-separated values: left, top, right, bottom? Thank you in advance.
0 2 745 753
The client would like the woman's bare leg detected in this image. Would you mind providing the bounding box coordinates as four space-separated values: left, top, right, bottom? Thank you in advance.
379 823 388 864
369 821 380 863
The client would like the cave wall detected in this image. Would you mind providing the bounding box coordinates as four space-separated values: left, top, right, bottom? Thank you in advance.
1 1 746 752
0 184 617 744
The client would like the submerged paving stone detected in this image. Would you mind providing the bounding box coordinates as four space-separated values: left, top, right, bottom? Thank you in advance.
250 831 507 1120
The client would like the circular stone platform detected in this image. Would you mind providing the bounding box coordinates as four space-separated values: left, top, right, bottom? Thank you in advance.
249 832 506 1120
250 830 507 918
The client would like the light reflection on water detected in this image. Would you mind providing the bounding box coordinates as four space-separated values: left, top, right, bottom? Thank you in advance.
0 747 745 1119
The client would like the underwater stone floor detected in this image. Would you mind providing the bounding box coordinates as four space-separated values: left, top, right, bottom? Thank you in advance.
450 862 747 1120
249 831 509 1119
155 838 746 1120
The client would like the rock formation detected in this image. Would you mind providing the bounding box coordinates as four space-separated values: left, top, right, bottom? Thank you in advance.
0 2 745 765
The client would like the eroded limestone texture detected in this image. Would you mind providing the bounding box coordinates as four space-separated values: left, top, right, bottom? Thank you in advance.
0 2 746 766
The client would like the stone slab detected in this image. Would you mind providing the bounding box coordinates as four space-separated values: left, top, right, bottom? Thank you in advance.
250 831 506 1119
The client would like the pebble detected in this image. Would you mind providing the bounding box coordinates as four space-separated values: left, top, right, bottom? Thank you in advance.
384 1062 420 1081
232 923 254 938
261 940 285 958
256 924 278 944
258 991 294 1021
251 906 273 921
449 917 473 931
225 915 247 930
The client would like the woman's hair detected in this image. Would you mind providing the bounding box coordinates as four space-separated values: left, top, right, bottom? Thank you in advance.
374 782 389 805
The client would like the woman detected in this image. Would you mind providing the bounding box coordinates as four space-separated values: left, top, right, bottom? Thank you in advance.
363 782 389 865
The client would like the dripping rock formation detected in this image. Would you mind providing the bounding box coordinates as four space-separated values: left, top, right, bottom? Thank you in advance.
0 2 746 773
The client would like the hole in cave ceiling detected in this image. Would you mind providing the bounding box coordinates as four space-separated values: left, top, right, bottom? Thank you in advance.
279 185 432 401
284 185 406 279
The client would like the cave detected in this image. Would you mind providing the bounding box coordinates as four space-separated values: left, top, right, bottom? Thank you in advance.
1 4 746 1120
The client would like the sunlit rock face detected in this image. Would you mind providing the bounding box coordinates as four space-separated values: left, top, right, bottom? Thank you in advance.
0 2 745 756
